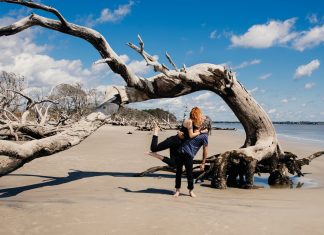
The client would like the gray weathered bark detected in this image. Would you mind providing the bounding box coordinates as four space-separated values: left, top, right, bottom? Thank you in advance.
0 112 106 176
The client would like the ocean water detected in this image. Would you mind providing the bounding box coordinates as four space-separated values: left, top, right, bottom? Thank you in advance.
213 122 324 145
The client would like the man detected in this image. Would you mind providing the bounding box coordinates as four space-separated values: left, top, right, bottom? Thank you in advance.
174 130 208 198
147 116 211 197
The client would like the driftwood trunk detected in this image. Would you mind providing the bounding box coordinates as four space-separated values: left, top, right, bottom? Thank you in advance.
0 112 106 176
0 0 322 188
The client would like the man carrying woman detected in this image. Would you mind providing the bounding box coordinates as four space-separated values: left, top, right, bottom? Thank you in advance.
148 107 210 198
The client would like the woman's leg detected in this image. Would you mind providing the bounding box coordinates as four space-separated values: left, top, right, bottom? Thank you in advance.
148 152 175 166
162 156 176 166
147 152 164 160
150 135 179 152
149 125 178 167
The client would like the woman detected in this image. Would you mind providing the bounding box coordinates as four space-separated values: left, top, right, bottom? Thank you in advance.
149 107 206 166
148 107 209 197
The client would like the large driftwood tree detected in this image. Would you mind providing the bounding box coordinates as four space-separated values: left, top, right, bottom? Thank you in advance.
0 0 323 188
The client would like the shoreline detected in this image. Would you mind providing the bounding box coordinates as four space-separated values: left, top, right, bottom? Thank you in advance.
0 125 323 235
215 123 324 148
276 133 324 147
234 128 324 148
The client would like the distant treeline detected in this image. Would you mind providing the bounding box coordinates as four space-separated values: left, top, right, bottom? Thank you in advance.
113 107 177 123
142 108 177 122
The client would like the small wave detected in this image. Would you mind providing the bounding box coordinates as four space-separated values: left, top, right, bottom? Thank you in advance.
277 133 324 144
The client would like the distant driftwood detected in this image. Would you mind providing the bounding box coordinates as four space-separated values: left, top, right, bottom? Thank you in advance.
212 127 236 131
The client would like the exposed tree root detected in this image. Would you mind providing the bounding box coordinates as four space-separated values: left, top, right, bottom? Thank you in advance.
137 151 324 188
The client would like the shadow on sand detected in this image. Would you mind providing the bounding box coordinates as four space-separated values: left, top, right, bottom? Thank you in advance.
0 170 174 198
118 187 174 195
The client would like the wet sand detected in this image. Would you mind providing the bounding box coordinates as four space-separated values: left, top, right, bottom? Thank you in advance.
0 125 323 235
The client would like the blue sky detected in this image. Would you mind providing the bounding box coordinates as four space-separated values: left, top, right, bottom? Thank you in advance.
0 0 323 121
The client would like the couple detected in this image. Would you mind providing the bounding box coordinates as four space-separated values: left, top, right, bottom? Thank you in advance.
148 107 211 198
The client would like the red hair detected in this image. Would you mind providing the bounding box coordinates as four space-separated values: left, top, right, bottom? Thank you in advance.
190 107 203 127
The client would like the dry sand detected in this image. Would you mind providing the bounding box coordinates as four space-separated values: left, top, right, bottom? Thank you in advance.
0 125 323 235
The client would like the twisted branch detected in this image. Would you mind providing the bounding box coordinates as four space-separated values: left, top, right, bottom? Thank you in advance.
127 35 172 76
165 52 178 71
0 5 141 88
0 0 70 28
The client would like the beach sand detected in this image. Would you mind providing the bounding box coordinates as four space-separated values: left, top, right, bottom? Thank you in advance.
0 125 323 235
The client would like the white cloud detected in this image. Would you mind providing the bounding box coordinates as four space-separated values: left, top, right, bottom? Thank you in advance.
156 97 184 107
294 59 320 79
0 16 153 89
127 58 150 76
82 1 134 27
268 109 277 114
281 97 296 103
304 82 316 89
281 99 288 103
233 59 261 69
228 17 324 51
248 87 259 93
293 24 324 51
216 105 227 112
118 54 153 76
231 18 297 48
210 30 217 39
119 54 130 63
320 112 324 116
0 16 108 88
130 96 186 118
258 73 272 80
192 92 212 101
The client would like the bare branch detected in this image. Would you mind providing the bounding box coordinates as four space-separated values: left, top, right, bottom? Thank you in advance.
307 151 324 161
126 42 155 62
165 51 178 71
6 89 32 106
35 99 59 106
181 64 187 73
8 122 18 141
138 34 144 52
0 11 141 87
1 0 70 28
35 103 54 126
0 108 19 122
7 89 58 109
127 35 175 76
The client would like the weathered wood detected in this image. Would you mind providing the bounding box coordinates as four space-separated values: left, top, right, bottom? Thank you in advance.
0 112 106 176
0 0 322 187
